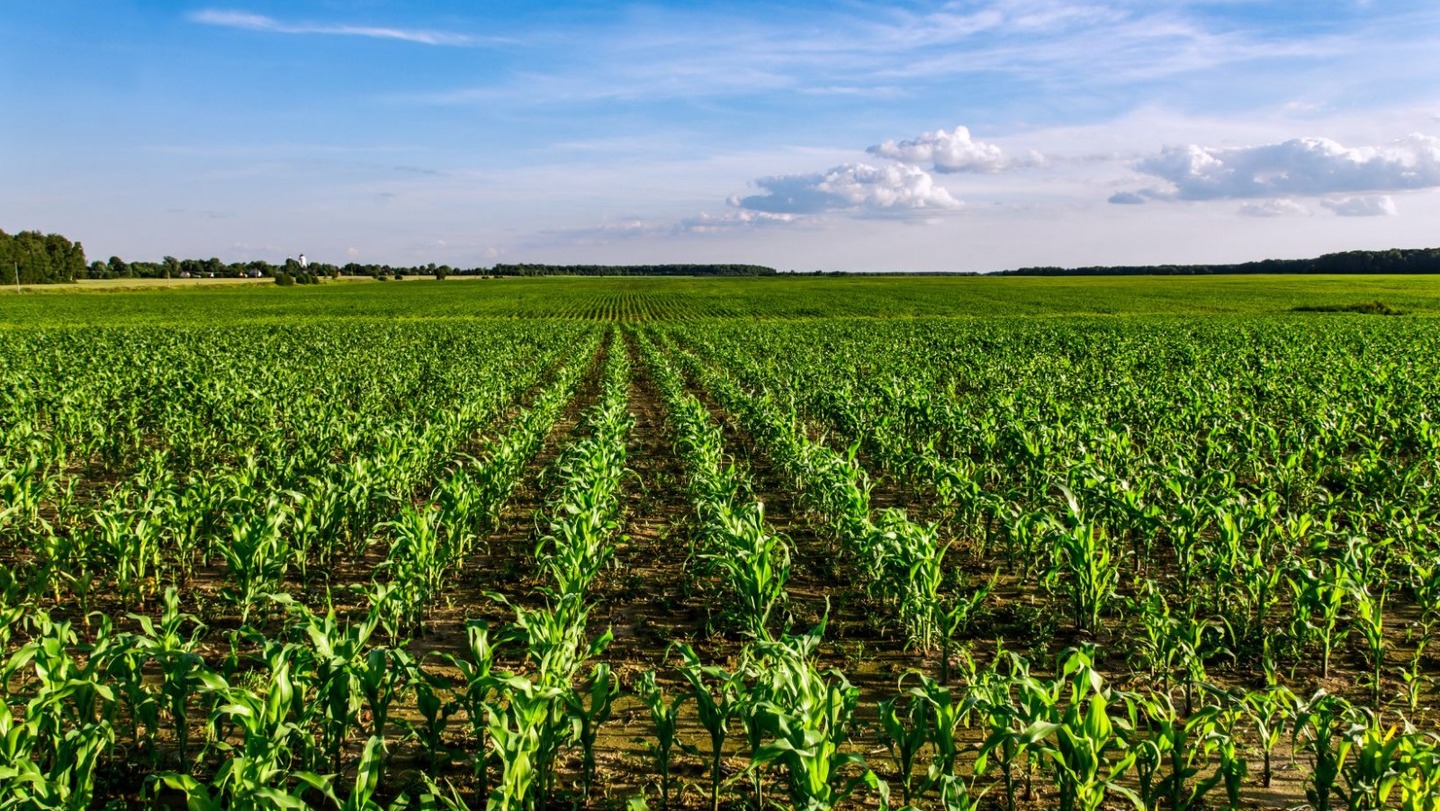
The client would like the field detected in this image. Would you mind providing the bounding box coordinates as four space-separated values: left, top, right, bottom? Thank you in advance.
3 275 1440 810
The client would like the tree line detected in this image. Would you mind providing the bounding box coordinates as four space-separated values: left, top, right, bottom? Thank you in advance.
998 247 1440 276
9 226 1440 284
0 230 87 284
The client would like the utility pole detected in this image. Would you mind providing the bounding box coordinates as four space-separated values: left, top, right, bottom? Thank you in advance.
13 261 18 293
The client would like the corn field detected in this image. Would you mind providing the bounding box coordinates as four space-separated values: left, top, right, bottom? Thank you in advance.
3 283 1440 809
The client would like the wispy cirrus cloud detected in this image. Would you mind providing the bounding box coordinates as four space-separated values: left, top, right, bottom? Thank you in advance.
189 9 478 46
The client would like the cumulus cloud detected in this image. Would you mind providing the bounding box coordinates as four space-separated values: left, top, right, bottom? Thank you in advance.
732 163 960 215
190 9 475 46
1238 198 1309 217
1321 195 1398 217
867 125 1040 173
1124 134 1440 202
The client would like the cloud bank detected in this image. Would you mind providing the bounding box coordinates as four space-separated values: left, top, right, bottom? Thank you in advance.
1119 134 1440 206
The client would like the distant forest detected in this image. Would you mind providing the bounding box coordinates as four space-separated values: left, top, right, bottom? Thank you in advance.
7 228 1440 282
999 248 1440 276
1 232 779 281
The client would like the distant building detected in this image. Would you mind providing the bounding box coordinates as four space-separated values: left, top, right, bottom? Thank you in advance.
299 253 308 269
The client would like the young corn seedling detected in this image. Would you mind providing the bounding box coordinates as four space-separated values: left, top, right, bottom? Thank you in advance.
1288 559 1350 680
1131 693 1219 811
876 688 930 806
128 586 208 768
220 497 292 626
287 598 379 772
356 644 415 742
1394 732 1440 810
564 662 619 802
1293 690 1358 811
1335 710 1411 811
412 670 458 770
635 668 690 810
703 501 792 639
1242 685 1295 789
1347 576 1392 712
379 505 454 636
1206 696 1249 811
1046 490 1119 636
486 672 565 811
675 644 741 811
749 626 870 811
899 671 967 789
165 654 321 811
438 620 504 796
1038 647 1140 811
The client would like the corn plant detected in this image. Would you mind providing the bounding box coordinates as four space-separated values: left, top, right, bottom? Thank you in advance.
1046 490 1119 636
699 501 792 639
876 689 930 805
1031 647 1140 811
1348 576 1392 711
220 497 292 626
127 586 208 767
564 662 618 802
356 644 414 742
1242 685 1295 788
411 671 457 769
378 504 454 636
1395 731 1440 810
0 614 119 810
1336 711 1406 811
1131 693 1219 811
1288 559 1350 680
748 625 870 811
899 671 968 789
163 654 320 811
635 668 690 810
1207 696 1248 811
974 661 1054 811
674 644 741 811
438 620 504 796
1293 690 1358 811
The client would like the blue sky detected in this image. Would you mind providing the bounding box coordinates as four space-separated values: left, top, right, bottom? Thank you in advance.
5 1 1440 271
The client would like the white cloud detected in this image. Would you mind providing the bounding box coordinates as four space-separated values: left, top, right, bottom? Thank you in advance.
1238 198 1310 217
733 163 960 215
866 125 1040 173
189 9 476 46
1107 191 1146 205
1321 195 1398 217
678 210 797 233
1123 133 1440 201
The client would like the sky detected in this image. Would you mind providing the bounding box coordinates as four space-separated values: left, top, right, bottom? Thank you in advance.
5 1 1440 272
